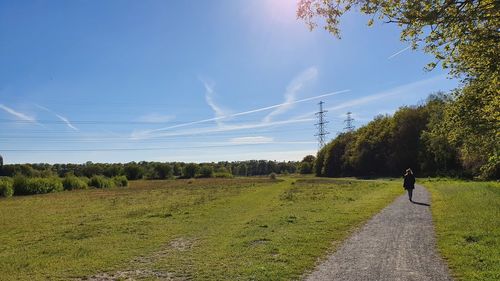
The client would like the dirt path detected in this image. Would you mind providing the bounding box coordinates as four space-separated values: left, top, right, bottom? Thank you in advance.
305 184 454 281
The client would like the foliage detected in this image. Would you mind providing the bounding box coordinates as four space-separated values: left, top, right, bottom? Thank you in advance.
299 162 313 174
302 155 316 164
316 94 497 179
182 163 199 179
123 163 144 180
0 177 13 197
13 175 63 195
152 163 173 179
198 165 214 178
113 175 129 187
297 0 499 77
445 81 499 179
89 175 115 189
269 172 277 180
297 0 499 179
0 161 301 180
62 175 88 191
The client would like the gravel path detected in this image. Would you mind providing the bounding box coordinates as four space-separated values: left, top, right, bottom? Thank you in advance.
305 184 453 281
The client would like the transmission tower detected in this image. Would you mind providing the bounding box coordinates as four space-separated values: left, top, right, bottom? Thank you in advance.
344 111 355 132
315 101 330 149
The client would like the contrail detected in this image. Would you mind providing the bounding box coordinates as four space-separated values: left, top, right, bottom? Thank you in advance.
149 89 350 133
35 104 79 131
0 104 36 122
388 46 411 59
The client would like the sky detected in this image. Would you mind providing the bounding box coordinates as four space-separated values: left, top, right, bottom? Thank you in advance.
0 0 459 164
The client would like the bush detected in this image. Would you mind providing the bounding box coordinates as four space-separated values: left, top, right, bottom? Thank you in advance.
89 175 115 189
113 175 128 187
13 175 63 195
79 176 90 185
0 177 13 197
269 172 277 180
62 175 88 190
214 172 234 178
198 166 214 178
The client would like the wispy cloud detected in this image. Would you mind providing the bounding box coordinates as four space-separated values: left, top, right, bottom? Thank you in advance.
229 136 274 144
330 75 445 111
35 104 79 131
0 104 36 122
201 79 228 126
137 113 175 123
388 46 411 59
263 66 318 123
296 75 447 120
131 117 314 139
133 90 348 139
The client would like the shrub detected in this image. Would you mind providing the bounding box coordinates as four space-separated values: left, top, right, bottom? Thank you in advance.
113 175 128 187
62 175 88 191
89 175 115 189
269 172 277 180
214 172 234 178
13 176 63 195
198 166 214 178
0 177 13 197
79 176 90 185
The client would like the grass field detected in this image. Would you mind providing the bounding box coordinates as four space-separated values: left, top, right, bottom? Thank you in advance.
0 177 401 280
425 179 500 281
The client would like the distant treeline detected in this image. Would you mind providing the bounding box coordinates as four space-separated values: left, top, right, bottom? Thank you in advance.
0 159 313 180
316 94 499 180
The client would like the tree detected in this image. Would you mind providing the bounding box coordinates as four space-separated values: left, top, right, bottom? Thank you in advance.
123 163 144 180
173 163 183 176
298 0 499 179
182 163 199 179
154 163 173 179
299 162 313 174
298 0 499 78
0 155 3 169
198 165 214 178
302 155 316 164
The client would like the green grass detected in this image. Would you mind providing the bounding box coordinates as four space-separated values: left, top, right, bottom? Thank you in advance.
0 177 401 280
424 179 500 281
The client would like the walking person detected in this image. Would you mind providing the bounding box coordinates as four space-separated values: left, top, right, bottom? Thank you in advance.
403 168 415 202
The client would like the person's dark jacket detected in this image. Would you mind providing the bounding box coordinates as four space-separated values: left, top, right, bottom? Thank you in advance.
403 174 415 190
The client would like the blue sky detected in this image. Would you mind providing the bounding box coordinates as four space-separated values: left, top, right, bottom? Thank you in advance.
0 0 458 164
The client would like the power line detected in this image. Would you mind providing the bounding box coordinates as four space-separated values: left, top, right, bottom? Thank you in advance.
315 101 330 149
0 141 316 152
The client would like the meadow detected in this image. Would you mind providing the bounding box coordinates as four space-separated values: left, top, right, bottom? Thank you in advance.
0 177 401 280
424 179 500 281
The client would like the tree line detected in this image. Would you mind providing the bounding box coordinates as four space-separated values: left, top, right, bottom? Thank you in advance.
0 159 311 180
315 93 498 179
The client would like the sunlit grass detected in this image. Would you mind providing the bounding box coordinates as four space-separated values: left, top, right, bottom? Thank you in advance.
425 179 500 281
0 177 401 280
